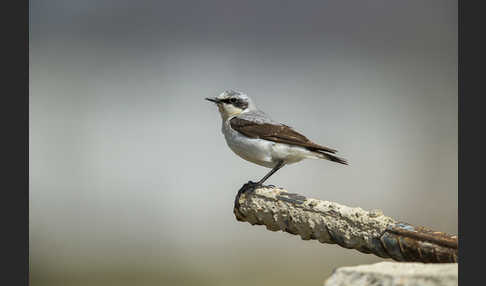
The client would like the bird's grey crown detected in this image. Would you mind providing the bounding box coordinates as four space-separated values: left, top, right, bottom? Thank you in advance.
217 90 248 100
224 90 241 97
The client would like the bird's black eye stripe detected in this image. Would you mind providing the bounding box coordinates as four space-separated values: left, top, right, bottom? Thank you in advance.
220 98 236 104
220 97 248 109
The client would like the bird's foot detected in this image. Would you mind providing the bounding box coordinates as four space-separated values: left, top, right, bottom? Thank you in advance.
234 181 260 210
241 180 260 194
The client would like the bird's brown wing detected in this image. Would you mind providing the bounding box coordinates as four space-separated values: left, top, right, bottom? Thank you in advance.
230 117 338 154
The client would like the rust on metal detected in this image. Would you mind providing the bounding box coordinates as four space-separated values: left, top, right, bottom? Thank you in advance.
387 223 458 249
380 223 458 263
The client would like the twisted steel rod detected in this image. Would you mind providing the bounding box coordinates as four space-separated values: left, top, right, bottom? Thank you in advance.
233 184 457 263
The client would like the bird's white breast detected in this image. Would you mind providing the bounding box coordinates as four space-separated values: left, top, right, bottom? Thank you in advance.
221 119 276 168
221 118 313 168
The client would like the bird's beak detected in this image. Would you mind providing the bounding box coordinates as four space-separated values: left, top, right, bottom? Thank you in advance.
205 97 220 104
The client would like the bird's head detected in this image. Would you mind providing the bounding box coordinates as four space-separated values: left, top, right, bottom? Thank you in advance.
206 90 255 120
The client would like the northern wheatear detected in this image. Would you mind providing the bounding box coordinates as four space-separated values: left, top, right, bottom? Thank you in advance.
206 90 347 191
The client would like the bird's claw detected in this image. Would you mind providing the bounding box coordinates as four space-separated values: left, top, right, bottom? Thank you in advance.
234 181 260 210
242 181 260 193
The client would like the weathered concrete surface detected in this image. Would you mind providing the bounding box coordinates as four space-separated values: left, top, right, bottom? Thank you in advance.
235 187 396 251
323 262 458 286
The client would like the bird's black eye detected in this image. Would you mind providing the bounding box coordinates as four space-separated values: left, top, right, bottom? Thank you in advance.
230 98 237 104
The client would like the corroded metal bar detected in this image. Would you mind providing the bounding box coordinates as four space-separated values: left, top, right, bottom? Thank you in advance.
381 224 458 263
233 185 458 263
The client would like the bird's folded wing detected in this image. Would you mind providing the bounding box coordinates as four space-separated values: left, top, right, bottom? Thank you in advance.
230 117 338 154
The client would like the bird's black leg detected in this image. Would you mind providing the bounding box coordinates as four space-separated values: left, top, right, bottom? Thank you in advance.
234 160 286 210
257 160 286 186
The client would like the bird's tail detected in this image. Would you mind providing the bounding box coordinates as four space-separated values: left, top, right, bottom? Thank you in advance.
313 151 348 165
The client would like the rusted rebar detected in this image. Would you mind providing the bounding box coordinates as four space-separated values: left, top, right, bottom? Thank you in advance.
233 184 457 263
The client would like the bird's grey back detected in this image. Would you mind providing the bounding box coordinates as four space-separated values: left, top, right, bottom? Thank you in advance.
237 110 282 125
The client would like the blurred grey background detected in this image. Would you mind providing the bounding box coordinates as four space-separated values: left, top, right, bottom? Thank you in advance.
30 0 457 285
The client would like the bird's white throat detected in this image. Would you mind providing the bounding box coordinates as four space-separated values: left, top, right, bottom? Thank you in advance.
217 103 245 121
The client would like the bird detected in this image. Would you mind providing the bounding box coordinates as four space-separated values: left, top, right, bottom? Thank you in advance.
206 90 347 197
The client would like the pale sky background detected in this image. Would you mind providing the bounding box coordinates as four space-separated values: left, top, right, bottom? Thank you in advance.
30 1 457 285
